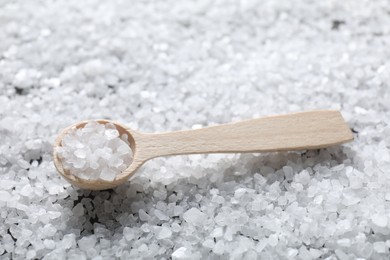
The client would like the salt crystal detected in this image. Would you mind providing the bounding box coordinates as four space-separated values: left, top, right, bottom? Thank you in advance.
141 223 151 233
183 208 207 226
98 147 112 160
22 229 33 238
309 249 322 258
335 249 349 260
123 227 135 241
20 184 33 197
283 166 294 180
313 195 323 204
268 234 278 247
158 227 172 239
331 164 345 171
90 161 99 170
44 239 56 249
173 206 184 216
100 239 111 249
73 203 84 216
371 214 388 227
234 188 248 198
287 248 298 258
120 134 129 144
105 129 119 140
78 235 97 252
337 238 351 247
41 224 57 237
108 156 123 168
73 159 85 169
349 177 363 189
26 250 36 259
254 173 267 186
17 159 30 169
117 144 131 155
359 243 373 258
213 240 225 255
154 209 169 221
74 149 87 158
278 196 287 206
0 191 12 202
172 247 190 260
256 239 268 253
100 168 116 181
138 244 148 252
295 170 310 185
48 185 65 195
139 209 150 221
298 246 312 260
171 223 181 232
202 239 214 248
210 227 223 238
0 180 16 189
373 241 387 253
61 234 76 249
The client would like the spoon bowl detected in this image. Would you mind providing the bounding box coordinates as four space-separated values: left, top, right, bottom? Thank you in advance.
53 120 142 190
53 110 354 190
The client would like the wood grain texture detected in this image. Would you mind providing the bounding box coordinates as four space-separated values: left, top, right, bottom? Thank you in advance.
53 110 353 190
136 110 353 160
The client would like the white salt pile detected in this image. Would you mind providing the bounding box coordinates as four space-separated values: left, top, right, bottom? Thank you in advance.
56 122 132 181
1 0 390 259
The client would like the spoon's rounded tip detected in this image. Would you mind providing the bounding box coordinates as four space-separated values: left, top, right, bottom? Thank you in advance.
53 120 142 190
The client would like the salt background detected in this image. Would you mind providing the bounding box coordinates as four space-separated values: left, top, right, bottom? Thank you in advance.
0 0 389 259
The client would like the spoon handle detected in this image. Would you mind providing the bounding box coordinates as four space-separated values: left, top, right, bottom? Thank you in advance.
139 110 353 159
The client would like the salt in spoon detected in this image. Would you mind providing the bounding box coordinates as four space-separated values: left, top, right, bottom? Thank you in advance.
53 110 353 190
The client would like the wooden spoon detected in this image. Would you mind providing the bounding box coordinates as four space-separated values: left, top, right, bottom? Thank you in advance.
53 110 353 190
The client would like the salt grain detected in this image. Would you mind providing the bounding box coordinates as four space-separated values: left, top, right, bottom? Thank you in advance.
309 249 322 258
17 159 30 169
373 241 387 253
202 239 214 248
0 191 11 202
73 203 84 216
61 234 76 249
371 214 388 227
287 248 298 258
210 227 223 238
139 209 150 221
78 235 97 252
183 208 207 226
173 206 184 216
44 239 56 249
337 238 351 247
213 240 225 255
172 247 189 260
157 227 172 239
20 184 33 197
335 249 349 260
268 234 278 247
123 227 135 241
100 168 116 182
26 250 36 259
154 209 169 221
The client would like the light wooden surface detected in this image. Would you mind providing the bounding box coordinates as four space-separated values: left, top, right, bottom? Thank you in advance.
53 110 353 190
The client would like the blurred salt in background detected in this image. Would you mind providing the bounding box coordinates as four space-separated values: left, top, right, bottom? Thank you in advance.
0 0 390 259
